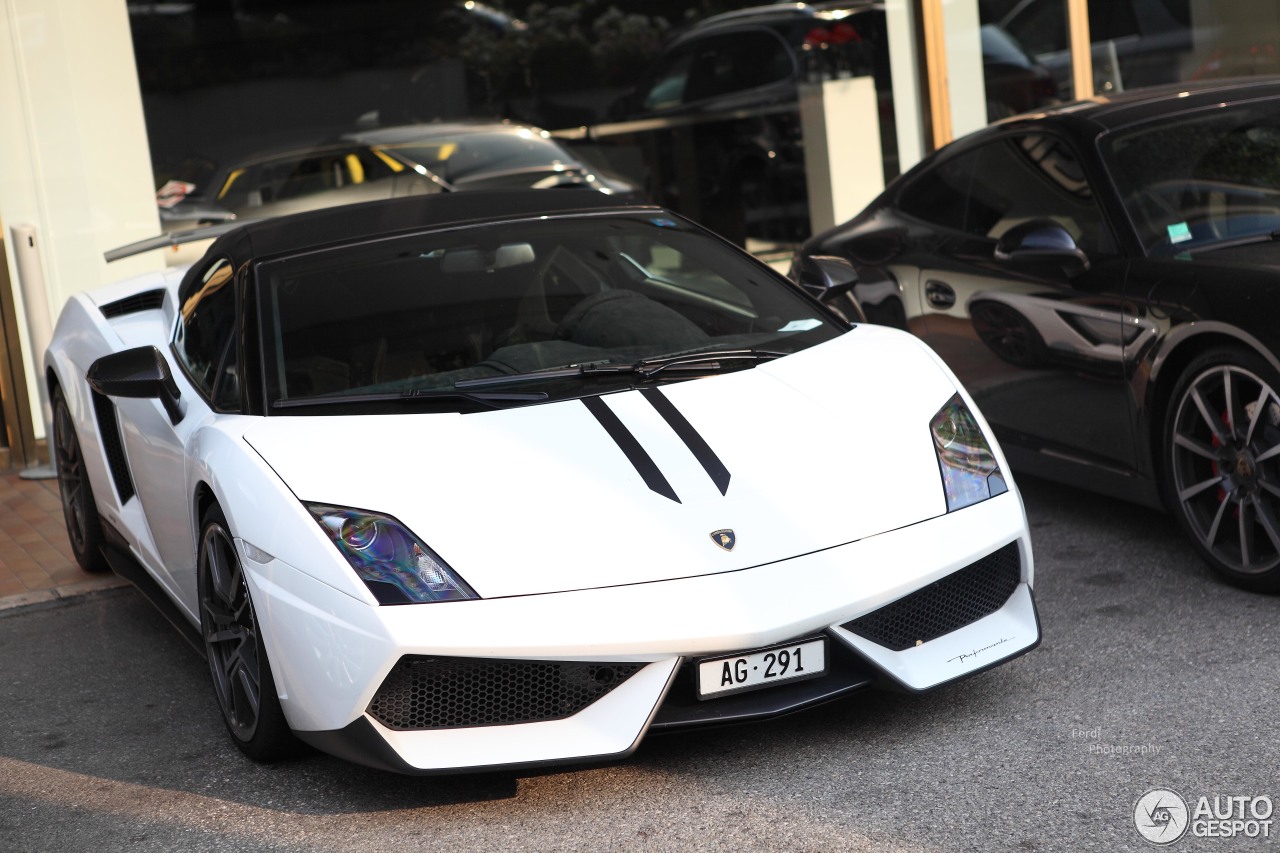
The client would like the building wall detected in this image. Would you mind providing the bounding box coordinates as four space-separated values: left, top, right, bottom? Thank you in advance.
0 0 161 440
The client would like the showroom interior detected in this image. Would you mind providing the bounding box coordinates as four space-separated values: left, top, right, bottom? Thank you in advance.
0 0 1272 472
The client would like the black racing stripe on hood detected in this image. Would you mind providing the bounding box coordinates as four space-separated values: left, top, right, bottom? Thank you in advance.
641 387 730 495
582 396 681 503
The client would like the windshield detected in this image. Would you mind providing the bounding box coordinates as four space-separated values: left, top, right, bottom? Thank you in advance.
257 212 842 411
1102 100 1280 255
380 131 578 183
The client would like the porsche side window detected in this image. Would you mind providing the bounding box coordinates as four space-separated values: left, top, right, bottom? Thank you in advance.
174 258 236 399
897 148 981 232
899 134 1116 255
1104 103 1280 253
975 134 1116 256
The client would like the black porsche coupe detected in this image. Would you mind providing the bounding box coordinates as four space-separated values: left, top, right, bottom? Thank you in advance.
796 78 1280 591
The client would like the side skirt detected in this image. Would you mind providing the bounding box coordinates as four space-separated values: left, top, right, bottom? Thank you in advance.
101 541 204 657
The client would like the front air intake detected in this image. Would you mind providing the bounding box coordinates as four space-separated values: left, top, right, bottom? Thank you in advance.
842 541 1021 650
369 656 645 730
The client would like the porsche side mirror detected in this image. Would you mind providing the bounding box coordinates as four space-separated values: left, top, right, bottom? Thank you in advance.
794 255 866 324
994 219 1090 278
87 346 186 425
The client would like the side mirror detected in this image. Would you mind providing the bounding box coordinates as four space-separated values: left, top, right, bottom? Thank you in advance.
994 219 1090 278
794 255 867 324
796 254 858 300
87 346 185 425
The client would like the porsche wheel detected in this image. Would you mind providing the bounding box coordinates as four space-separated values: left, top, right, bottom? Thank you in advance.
198 504 296 760
1164 348 1280 592
51 386 108 573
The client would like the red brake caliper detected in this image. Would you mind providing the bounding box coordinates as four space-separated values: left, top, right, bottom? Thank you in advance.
1214 409 1237 515
1213 415 1224 502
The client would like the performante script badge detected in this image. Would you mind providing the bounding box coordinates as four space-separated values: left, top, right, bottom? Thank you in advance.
711 529 736 551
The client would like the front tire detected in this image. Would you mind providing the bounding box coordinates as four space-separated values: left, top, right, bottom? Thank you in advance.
198 503 296 760
51 386 108 573
1163 348 1280 592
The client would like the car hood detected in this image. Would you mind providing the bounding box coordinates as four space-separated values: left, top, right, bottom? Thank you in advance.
242 329 960 599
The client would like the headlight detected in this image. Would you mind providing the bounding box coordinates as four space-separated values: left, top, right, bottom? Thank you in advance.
930 394 1008 512
306 504 478 605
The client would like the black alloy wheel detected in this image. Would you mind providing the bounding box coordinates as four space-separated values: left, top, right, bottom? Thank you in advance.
51 387 107 572
1165 348 1280 592
198 504 295 760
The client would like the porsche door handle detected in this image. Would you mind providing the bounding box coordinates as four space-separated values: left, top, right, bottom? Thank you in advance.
925 280 956 309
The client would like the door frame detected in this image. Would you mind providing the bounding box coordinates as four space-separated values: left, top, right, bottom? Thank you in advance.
0 226 38 470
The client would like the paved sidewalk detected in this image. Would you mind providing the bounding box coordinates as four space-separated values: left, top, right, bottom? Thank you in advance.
0 469 126 611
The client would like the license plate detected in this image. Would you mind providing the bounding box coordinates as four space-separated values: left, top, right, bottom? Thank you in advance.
697 637 826 699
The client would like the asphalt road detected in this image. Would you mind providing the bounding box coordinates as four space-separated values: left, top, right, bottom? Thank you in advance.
1 475 1277 853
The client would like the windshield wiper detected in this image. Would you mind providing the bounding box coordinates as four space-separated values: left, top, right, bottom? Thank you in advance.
453 349 789 389
634 348 789 377
272 388 548 410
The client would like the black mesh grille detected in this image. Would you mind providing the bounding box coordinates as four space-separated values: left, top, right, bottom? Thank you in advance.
91 391 135 503
100 289 165 318
842 541 1021 651
369 656 645 731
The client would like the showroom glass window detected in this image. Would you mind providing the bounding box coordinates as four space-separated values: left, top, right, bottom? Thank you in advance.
641 30 794 110
897 132 1115 255
986 0 1191 100
174 258 237 403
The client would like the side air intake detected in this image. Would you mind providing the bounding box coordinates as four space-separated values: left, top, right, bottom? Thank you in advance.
100 289 165 319
91 391 135 503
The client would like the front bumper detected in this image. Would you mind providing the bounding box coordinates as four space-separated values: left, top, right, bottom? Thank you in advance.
244 491 1038 774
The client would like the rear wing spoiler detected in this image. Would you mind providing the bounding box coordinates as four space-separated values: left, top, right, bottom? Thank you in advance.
104 222 242 262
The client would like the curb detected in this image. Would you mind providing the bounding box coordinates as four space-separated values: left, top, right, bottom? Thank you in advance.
0 575 131 616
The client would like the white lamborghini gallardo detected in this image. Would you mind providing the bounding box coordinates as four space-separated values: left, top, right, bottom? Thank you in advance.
45 191 1038 774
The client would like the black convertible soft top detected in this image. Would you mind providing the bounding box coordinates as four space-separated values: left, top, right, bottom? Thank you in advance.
221 190 646 261
177 190 655 308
